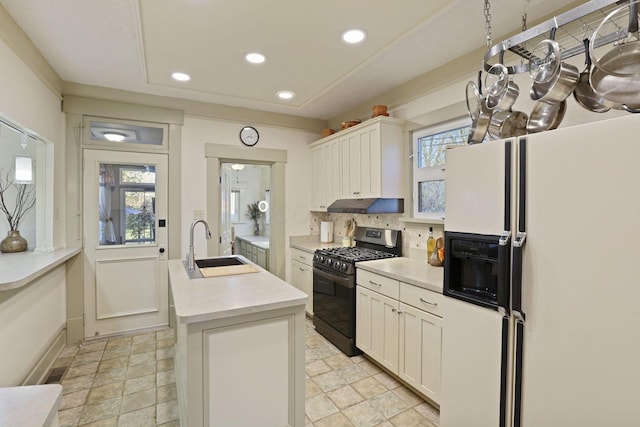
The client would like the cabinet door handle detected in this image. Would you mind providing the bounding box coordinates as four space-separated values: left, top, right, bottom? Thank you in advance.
299 255 305 260
369 280 382 287
392 308 397 313
420 298 438 306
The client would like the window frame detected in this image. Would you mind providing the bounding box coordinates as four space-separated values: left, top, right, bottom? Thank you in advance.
412 117 470 220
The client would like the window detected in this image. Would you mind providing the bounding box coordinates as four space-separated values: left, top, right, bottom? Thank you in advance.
0 118 51 251
413 118 470 219
230 190 240 223
98 163 156 245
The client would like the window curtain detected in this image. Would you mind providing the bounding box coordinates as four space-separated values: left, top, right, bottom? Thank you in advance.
99 164 116 244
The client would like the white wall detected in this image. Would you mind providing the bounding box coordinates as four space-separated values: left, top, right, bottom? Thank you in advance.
0 266 66 386
0 34 67 385
180 116 318 261
0 36 66 248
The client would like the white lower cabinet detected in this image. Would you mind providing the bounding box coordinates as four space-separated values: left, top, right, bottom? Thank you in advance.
356 271 443 404
398 302 442 403
289 248 314 315
356 286 399 373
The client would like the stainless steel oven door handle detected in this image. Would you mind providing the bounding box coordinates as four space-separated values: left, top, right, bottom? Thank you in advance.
313 264 353 288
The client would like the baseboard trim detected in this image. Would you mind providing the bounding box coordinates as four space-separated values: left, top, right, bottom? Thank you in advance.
22 327 67 385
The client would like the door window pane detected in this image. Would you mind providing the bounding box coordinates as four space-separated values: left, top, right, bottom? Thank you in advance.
99 163 156 245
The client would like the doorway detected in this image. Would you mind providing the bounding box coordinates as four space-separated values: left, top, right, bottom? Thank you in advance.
205 143 287 279
83 149 169 338
221 162 271 268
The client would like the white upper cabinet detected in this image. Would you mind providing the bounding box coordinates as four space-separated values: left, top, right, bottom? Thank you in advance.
339 117 404 199
310 137 340 211
310 116 404 210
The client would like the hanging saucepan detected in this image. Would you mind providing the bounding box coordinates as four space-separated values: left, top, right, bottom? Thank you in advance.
573 38 611 113
529 37 580 103
466 73 492 144
526 100 567 134
589 1 640 112
487 110 529 140
485 57 519 111
468 98 492 144
465 80 482 120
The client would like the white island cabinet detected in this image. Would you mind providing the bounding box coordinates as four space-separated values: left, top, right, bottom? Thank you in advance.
168 257 307 427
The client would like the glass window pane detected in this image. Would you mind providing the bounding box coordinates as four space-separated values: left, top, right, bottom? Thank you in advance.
98 163 156 245
230 190 240 222
89 121 164 146
418 180 445 215
120 166 156 184
417 126 469 168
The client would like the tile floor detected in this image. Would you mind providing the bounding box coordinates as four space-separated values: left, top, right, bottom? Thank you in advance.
50 317 439 427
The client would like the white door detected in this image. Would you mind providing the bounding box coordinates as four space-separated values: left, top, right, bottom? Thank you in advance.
83 149 169 338
220 165 232 256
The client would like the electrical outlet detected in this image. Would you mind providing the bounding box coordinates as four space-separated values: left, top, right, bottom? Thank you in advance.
193 210 205 220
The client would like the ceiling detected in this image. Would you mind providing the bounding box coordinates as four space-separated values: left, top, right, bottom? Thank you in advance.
0 0 579 120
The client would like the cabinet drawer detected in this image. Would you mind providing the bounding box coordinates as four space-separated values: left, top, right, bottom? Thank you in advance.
357 269 399 300
290 248 313 266
400 282 443 318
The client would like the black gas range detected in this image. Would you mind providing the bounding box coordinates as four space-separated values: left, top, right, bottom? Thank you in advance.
312 227 401 356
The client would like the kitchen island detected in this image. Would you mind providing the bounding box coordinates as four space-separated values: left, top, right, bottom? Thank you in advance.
168 256 307 427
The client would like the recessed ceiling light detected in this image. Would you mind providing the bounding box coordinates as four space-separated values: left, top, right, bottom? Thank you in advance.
171 72 191 82
245 53 266 64
277 91 295 100
341 29 366 44
103 132 126 142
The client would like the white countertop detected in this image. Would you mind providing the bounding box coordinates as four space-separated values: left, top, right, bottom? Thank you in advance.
236 235 269 249
0 384 62 427
289 235 342 253
0 248 81 291
169 256 307 324
356 257 444 293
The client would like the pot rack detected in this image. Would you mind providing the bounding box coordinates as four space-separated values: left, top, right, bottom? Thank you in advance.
484 0 631 74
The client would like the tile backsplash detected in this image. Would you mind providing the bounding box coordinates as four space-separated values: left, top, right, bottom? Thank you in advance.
309 212 444 261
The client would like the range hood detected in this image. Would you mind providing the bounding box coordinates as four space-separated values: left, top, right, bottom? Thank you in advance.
327 198 404 214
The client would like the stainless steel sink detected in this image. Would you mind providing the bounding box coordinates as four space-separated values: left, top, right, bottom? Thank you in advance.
195 257 246 268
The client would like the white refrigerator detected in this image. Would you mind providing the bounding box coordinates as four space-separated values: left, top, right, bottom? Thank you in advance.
440 114 640 427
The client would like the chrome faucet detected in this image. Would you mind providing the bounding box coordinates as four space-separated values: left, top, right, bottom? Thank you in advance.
187 219 212 270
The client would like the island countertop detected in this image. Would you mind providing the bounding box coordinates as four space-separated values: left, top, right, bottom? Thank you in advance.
168 257 307 324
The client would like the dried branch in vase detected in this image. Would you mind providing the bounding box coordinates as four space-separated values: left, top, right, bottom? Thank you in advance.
0 168 36 231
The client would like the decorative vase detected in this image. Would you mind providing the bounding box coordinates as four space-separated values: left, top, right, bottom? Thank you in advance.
253 221 260 236
1 230 28 253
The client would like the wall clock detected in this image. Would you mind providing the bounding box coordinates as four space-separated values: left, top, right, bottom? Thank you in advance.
239 126 259 146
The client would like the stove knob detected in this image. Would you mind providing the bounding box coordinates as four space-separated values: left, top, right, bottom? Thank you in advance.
326 259 332 266
318 256 324 263
341 263 348 272
313 254 318 262
334 261 341 270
